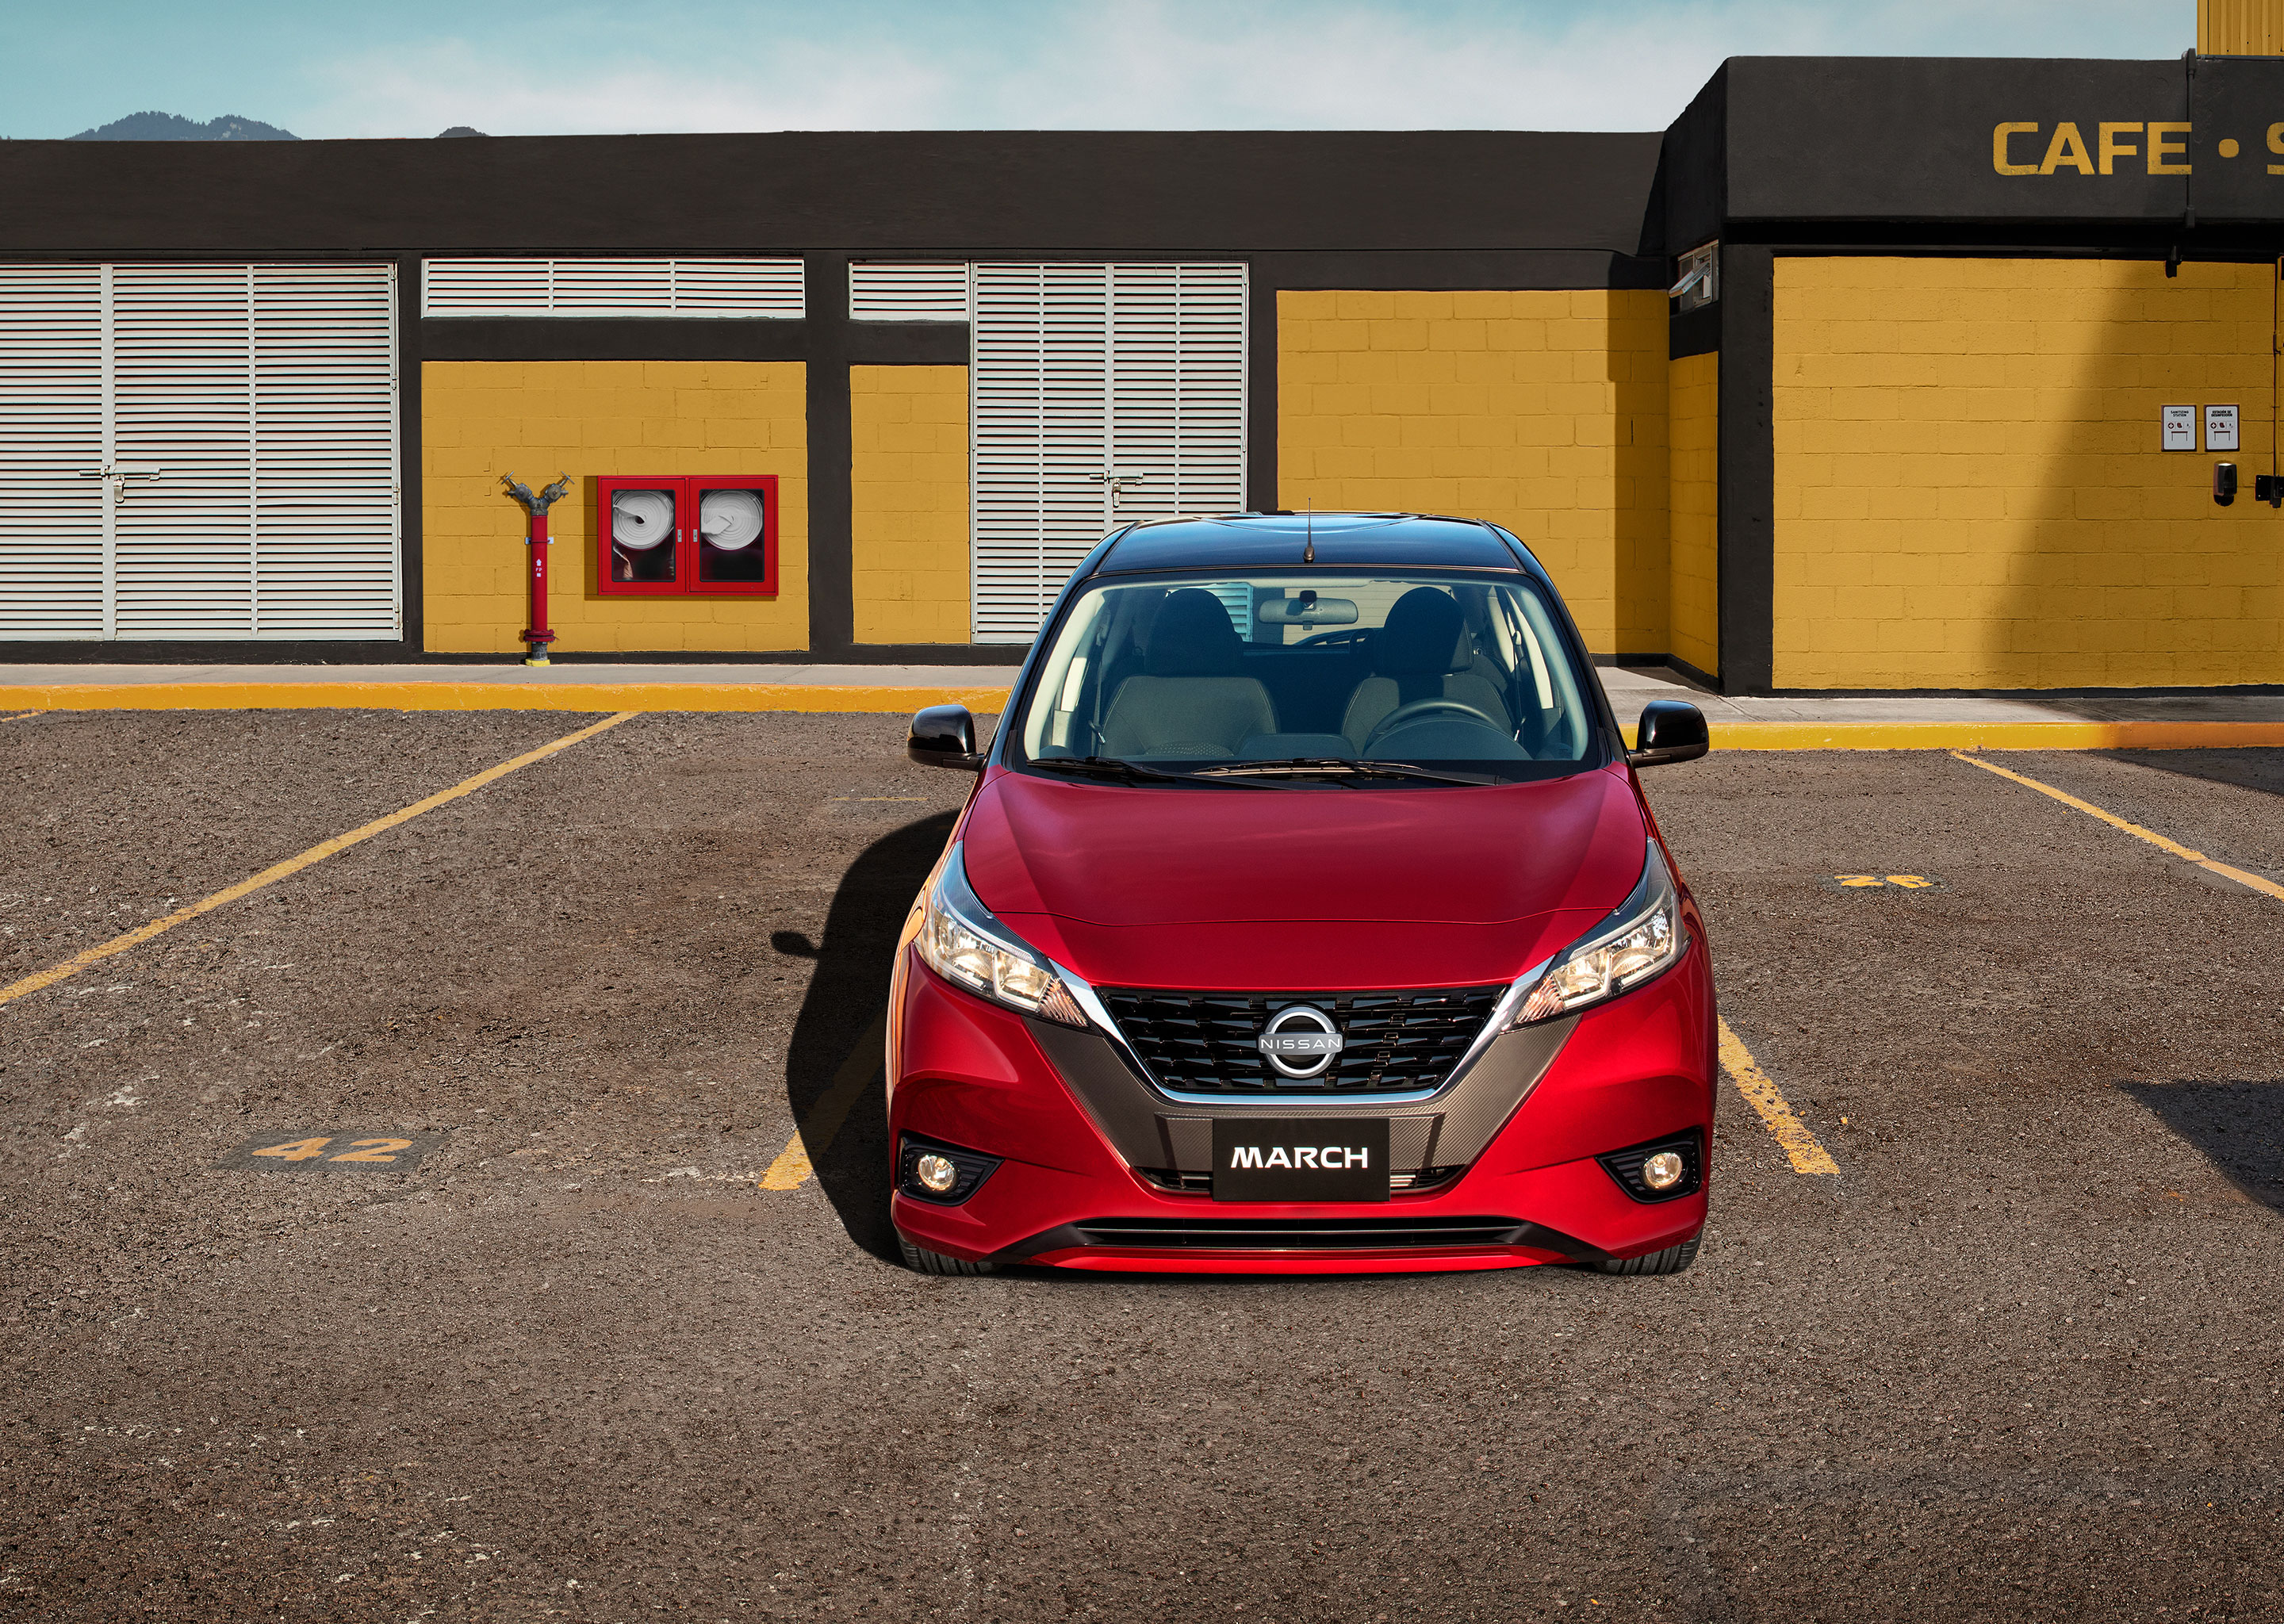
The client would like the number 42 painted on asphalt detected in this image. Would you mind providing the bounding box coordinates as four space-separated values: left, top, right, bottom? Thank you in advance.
252 1136 412 1163
219 1130 439 1171
1828 873 1947 891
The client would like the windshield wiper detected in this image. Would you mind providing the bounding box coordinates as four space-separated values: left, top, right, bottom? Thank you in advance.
1024 756 1287 788
1191 757 1498 787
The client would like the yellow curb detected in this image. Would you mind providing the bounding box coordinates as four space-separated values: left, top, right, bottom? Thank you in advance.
3 690 2273 749
1623 721 2284 752
0 683 1014 715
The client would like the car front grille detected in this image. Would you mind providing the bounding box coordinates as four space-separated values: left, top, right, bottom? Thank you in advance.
1059 1216 1531 1251
1098 986 1503 1095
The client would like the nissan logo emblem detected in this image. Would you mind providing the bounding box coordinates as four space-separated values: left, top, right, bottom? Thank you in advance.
1256 1005 1343 1080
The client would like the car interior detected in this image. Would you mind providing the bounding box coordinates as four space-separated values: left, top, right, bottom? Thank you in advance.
1023 576 1595 767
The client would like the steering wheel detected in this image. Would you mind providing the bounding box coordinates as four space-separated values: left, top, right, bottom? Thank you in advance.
1360 698 1503 753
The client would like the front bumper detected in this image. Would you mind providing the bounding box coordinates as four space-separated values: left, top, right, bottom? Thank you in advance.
886 939 1717 1274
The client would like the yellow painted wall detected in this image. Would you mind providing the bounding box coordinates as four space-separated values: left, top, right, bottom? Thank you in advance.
851 366 971 643
1668 350 1719 676
2201 0 2284 53
1277 289 1669 656
1772 258 2282 689
422 361 808 654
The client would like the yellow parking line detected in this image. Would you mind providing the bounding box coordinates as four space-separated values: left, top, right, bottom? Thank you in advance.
1719 1018 1840 1176
1953 751 2284 904
0 710 638 1011
761 1009 888 1191
2 710 37 723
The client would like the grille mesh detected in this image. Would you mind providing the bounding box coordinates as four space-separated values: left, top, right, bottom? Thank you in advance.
1099 986 1502 1095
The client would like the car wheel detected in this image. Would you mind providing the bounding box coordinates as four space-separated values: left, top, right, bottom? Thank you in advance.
1594 1235 1701 1277
897 1231 1002 1276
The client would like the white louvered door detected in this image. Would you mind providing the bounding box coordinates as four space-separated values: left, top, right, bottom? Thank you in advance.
0 262 398 641
969 262 1246 643
0 265 106 638
112 263 255 638
251 265 400 637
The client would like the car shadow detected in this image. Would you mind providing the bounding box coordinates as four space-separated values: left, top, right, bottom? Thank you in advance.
2119 1079 2284 1210
776 810 958 1265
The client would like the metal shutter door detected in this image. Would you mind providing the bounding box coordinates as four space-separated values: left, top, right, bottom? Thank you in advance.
969 262 1246 644
0 264 106 638
252 264 400 637
0 261 398 642
1105 263 1249 635
971 263 1109 642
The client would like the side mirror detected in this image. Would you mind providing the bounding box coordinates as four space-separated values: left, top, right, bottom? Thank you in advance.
907 703 985 771
1627 699 1709 769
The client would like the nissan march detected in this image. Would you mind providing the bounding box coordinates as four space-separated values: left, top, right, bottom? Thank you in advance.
887 513 1715 1276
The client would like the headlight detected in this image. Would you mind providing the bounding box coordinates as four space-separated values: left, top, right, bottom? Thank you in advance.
917 846 1090 1028
1508 843 1687 1027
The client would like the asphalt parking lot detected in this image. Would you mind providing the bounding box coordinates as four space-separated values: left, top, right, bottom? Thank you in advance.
5 708 2284 1622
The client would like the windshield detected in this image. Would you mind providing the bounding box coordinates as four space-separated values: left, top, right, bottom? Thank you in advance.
1011 572 1601 784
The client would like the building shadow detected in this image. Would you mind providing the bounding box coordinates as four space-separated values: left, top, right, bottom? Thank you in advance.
776 810 957 1264
2080 747 2284 806
2120 1080 2284 1211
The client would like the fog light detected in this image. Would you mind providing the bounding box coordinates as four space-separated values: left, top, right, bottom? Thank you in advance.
914 1153 959 1195
1595 1131 1701 1203
897 1134 1003 1205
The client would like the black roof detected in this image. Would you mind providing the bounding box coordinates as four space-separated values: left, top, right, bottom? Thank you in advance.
1091 513 1531 575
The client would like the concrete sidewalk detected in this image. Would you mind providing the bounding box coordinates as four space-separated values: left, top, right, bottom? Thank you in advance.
4 661 2282 749
1596 665 2284 749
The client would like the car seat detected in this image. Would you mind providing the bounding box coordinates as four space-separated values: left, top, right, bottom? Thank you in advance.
1098 588 1278 756
1340 587 1514 749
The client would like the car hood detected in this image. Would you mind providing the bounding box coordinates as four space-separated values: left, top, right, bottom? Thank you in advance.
959 763 1649 990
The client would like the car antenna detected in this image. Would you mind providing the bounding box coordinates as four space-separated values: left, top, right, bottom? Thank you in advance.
1303 501 1315 564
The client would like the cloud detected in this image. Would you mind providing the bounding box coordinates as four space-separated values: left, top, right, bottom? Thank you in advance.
285 0 2196 138
303 34 959 137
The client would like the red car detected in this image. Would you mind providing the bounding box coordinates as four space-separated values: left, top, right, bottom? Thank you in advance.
890 513 1715 1277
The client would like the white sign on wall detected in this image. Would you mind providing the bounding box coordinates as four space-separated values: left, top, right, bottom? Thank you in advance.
2162 405 2197 450
2206 404 2240 452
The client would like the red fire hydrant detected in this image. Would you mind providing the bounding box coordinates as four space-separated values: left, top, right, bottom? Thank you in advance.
500 473 572 666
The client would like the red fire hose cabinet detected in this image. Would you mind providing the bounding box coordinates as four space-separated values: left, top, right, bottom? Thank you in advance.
596 475 780 596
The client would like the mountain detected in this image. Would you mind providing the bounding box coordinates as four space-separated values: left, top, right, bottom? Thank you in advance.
69 112 297 142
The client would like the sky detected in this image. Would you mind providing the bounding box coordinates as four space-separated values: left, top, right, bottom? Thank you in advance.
1 0 2199 141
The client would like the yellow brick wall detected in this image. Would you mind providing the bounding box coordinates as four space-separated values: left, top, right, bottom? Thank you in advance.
1277 289 1669 657
421 361 808 654
1668 350 1719 676
851 366 970 643
1772 258 2282 689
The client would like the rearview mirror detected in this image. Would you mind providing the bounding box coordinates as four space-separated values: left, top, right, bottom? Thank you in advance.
907 704 985 771
1627 699 1709 769
1256 596 1360 626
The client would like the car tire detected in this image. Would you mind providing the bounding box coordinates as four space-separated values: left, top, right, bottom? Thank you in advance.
1594 1235 1701 1277
897 1231 1002 1277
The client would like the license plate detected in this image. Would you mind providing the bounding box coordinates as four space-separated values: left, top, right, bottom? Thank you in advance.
1210 1118 1390 1203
